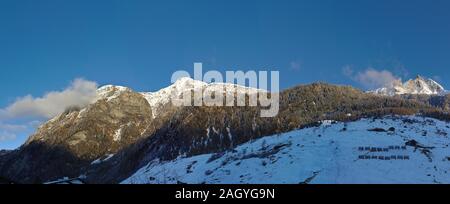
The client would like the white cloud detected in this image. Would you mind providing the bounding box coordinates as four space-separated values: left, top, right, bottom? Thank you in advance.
342 65 354 77
0 123 27 132
0 78 98 147
0 131 16 142
289 60 302 72
0 121 44 146
0 78 98 120
27 120 43 129
343 66 402 90
0 122 24 143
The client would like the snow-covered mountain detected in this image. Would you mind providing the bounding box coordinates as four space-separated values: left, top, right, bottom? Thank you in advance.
140 77 264 118
123 116 450 184
94 77 264 119
2 77 450 184
369 76 447 96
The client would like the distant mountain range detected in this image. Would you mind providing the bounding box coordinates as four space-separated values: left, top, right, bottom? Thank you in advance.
369 75 447 96
1 77 449 184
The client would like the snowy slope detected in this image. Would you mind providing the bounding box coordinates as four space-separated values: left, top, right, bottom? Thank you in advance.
369 76 446 96
122 116 450 184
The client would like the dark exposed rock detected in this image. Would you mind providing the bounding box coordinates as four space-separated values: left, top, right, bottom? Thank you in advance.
368 128 387 132
204 170 214 176
0 150 10 157
207 152 226 164
299 171 320 184
405 140 419 147
0 176 14 184
405 140 435 162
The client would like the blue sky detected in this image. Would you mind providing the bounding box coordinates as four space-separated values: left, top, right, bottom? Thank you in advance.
1 0 450 149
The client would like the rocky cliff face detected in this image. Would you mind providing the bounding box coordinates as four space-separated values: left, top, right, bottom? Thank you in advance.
27 85 154 159
0 85 154 183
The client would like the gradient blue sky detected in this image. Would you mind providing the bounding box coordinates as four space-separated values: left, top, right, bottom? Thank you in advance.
1 0 450 149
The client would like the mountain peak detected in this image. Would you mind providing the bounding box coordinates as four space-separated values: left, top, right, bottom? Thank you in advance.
97 85 133 101
173 76 203 84
140 77 264 118
171 77 208 89
415 75 424 79
98 84 131 92
369 75 446 96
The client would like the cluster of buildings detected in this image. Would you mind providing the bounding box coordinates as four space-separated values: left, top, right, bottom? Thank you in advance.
357 146 410 161
358 146 407 152
358 155 410 160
